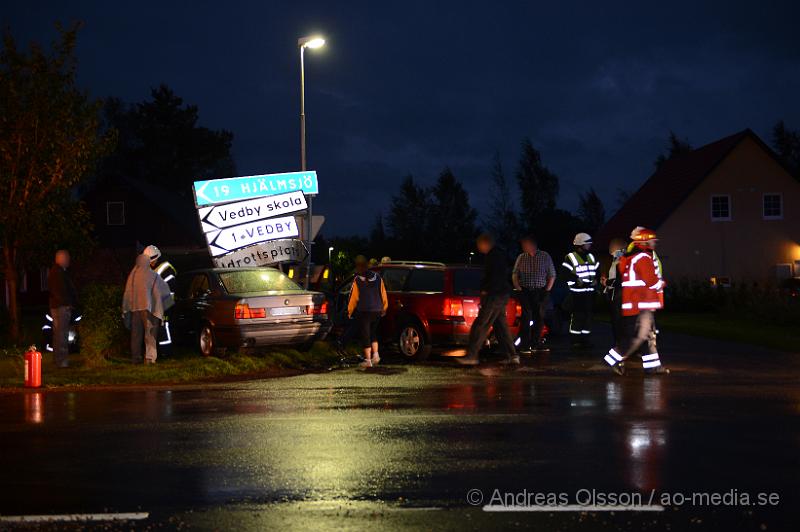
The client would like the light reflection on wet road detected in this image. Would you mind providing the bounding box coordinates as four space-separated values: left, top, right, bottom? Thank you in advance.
1 334 799 530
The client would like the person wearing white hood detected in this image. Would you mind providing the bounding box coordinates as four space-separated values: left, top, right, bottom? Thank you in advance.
123 253 174 364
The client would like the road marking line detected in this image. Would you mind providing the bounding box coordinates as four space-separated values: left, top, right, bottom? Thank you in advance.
483 505 664 512
0 512 149 522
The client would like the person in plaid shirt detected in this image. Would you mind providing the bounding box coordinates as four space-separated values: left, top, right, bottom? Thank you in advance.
512 235 556 353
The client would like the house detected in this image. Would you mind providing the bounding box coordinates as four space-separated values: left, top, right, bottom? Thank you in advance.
598 129 800 285
4 177 211 310
80 176 211 285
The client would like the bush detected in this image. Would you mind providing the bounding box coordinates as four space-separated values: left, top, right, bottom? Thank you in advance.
78 284 127 366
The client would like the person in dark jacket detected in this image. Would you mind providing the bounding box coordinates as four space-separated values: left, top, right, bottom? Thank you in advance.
458 233 519 366
601 237 628 348
347 255 388 368
47 250 78 368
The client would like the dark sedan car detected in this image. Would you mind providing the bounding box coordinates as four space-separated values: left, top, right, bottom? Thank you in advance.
171 268 331 356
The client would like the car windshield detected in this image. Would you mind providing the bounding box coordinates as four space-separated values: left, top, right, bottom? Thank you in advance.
218 269 304 294
452 268 483 296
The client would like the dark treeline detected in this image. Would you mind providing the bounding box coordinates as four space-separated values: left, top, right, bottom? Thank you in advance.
321 124 800 272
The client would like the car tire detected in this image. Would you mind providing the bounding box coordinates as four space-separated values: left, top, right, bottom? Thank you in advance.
398 322 431 362
198 323 216 357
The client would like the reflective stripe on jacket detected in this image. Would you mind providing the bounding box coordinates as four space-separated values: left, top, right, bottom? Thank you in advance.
562 251 599 293
619 250 664 316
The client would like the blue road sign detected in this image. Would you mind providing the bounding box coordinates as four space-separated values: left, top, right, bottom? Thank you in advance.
194 171 318 206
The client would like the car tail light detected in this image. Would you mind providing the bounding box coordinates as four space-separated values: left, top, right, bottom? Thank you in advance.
308 301 329 315
235 303 266 319
443 298 464 317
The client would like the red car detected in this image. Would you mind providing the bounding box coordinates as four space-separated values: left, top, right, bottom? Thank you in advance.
334 261 521 361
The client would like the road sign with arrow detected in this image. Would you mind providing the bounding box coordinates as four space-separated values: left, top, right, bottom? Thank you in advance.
197 191 307 233
205 216 299 257
194 171 318 207
212 239 309 269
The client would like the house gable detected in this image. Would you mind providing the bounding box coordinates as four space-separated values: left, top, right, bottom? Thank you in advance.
656 135 800 281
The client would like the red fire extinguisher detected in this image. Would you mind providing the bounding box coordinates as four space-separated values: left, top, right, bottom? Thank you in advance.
24 345 42 388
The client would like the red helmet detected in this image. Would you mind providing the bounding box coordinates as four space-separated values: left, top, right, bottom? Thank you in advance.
630 226 657 242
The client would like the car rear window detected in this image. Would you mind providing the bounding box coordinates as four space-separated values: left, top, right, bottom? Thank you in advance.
380 268 411 292
452 268 483 296
406 269 445 292
218 269 303 294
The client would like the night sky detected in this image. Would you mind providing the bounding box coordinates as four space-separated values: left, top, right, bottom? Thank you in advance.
5 1 800 236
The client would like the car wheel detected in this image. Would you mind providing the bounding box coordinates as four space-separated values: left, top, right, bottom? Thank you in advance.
398 322 431 362
198 324 215 357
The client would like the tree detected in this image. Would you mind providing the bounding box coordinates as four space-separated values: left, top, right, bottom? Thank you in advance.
485 151 520 254
516 138 559 232
772 120 800 180
369 213 387 255
386 175 432 258
428 168 478 262
577 188 606 235
654 131 692 169
98 85 235 189
0 25 112 340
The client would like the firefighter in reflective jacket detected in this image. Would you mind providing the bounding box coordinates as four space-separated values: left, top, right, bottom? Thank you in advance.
562 233 599 347
604 227 668 375
144 245 177 293
143 244 176 347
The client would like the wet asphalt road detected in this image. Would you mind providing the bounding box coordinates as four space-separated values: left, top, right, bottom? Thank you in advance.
1 328 799 531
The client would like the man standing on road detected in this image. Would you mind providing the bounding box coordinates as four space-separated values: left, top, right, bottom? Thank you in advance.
512 235 556 354
347 255 388 368
604 227 668 376
562 232 599 348
47 250 78 368
458 233 519 366
601 237 628 348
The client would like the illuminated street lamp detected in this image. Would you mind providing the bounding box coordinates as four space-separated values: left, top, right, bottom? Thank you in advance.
298 35 325 288
469 251 475 265
328 246 334 264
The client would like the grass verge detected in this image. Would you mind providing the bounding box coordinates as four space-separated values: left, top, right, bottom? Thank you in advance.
655 312 800 353
0 342 341 389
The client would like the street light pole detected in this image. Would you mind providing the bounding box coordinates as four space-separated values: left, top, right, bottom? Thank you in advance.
298 35 325 289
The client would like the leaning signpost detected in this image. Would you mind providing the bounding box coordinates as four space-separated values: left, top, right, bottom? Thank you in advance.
193 171 319 270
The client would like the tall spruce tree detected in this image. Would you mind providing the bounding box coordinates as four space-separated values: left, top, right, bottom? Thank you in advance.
516 138 559 232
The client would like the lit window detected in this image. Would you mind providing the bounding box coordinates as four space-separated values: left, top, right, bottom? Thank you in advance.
763 194 783 220
106 201 125 226
710 195 731 221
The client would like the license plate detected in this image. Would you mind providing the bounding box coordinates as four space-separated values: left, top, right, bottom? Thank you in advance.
270 306 302 316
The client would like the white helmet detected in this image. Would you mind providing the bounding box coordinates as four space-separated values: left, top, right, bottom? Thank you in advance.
143 244 161 262
573 233 593 246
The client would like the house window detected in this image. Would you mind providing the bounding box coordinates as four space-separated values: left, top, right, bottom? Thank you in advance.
710 195 731 221
763 193 783 220
106 201 125 226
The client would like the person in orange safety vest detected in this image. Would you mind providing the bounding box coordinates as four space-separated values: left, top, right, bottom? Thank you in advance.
603 227 668 376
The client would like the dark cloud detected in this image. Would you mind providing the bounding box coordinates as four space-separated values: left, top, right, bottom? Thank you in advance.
4 0 800 235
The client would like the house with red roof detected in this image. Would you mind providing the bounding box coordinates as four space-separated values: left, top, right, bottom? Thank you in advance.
597 129 800 284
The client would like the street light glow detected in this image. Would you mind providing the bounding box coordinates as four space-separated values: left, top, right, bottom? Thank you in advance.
299 36 326 49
